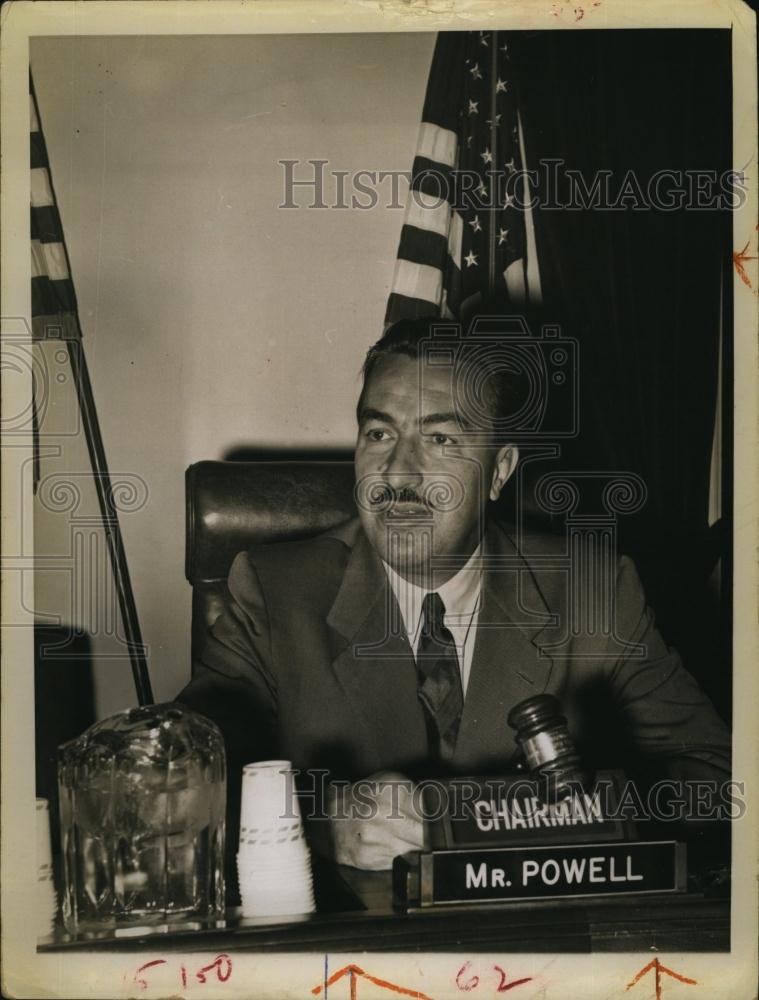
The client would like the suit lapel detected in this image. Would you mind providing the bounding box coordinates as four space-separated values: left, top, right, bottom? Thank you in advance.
324 522 562 776
453 523 557 772
326 531 429 772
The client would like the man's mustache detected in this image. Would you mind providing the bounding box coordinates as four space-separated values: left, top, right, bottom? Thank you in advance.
369 484 431 510
355 474 463 515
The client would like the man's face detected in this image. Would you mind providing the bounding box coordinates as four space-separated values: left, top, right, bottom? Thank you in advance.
354 353 517 584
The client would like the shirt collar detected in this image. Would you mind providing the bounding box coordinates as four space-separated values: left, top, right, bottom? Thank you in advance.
382 543 483 642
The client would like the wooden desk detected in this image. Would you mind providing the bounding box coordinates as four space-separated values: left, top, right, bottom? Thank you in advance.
38 864 729 953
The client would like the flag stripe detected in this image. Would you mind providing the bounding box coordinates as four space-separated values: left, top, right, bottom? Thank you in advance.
30 92 40 132
517 113 542 303
30 131 48 170
410 155 455 201
31 239 69 281
32 276 78 318
392 259 444 304
443 255 462 316
403 195 452 239
31 166 55 208
385 292 441 326
448 209 464 263
504 257 527 303
395 224 449 270
31 204 65 244
31 309 79 342
417 122 458 168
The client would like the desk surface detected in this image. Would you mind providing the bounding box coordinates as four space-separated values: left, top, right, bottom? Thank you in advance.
39 865 730 954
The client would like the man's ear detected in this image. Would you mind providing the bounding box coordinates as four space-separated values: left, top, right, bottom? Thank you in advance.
489 445 519 501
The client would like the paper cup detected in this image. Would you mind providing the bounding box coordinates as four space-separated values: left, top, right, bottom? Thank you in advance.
237 760 315 919
237 850 310 870
242 899 314 912
240 761 302 830
240 900 315 918
238 837 307 853
239 827 304 842
240 819 302 835
240 883 313 899
239 853 308 867
237 852 312 872
237 864 313 885
240 890 314 906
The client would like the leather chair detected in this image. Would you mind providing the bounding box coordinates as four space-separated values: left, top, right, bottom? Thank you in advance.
185 460 357 668
185 460 357 903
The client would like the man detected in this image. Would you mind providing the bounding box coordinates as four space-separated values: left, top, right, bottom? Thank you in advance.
178 316 731 872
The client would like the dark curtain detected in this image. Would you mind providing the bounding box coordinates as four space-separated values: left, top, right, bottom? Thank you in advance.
35 625 96 856
509 30 732 719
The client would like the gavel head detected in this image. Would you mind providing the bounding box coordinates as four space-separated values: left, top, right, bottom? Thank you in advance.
507 694 593 802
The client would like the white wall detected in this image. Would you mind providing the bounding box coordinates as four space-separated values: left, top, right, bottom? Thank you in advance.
31 33 434 717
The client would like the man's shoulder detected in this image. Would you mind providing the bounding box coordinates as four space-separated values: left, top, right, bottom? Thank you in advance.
488 521 568 560
489 521 646 628
228 518 361 603
491 521 639 581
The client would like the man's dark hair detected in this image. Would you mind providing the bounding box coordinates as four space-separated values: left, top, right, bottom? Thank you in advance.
358 314 531 432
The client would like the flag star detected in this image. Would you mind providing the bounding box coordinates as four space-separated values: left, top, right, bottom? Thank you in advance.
465 251 478 267
480 147 493 165
468 100 479 115
468 215 482 232
476 181 488 198
495 78 508 93
470 63 483 81
480 33 490 46
486 114 502 127
497 227 509 245
466 135 473 147
505 157 516 173
500 42 509 53
504 193 516 208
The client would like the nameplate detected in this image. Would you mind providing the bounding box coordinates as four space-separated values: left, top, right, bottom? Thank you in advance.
425 770 635 849
393 840 686 909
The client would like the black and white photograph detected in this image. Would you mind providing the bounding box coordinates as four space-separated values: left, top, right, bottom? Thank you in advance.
1 1 757 997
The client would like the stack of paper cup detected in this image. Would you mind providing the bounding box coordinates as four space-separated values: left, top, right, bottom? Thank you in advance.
36 798 58 938
237 761 315 918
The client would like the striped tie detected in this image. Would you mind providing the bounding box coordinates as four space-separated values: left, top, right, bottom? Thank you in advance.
416 592 464 764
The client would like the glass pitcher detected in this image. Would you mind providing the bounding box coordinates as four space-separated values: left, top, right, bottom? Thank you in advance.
58 702 225 933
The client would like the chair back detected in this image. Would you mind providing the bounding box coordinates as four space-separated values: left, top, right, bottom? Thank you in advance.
185 460 356 665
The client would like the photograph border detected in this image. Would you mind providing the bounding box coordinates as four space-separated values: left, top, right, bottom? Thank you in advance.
2 1 757 997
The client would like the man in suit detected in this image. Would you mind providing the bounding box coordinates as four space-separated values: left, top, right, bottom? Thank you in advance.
179 316 731 871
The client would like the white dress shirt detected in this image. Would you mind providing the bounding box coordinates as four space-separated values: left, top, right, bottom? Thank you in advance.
382 545 483 697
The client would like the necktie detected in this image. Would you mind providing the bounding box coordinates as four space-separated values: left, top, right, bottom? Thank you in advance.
416 592 464 764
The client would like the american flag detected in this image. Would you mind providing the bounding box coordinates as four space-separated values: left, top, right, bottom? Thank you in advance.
30 73 80 342
385 31 541 326
30 71 83 489
28 70 153 705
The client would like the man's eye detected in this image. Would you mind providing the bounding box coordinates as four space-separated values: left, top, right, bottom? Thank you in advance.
366 428 388 441
431 432 453 445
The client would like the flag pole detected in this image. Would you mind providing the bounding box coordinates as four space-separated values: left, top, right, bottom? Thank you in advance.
30 72 154 707
488 30 499 296
65 334 154 706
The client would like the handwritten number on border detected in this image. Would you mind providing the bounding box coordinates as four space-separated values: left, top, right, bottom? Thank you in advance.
132 954 233 990
456 962 533 992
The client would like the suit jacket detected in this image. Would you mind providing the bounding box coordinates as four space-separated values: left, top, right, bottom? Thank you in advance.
178 517 730 786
